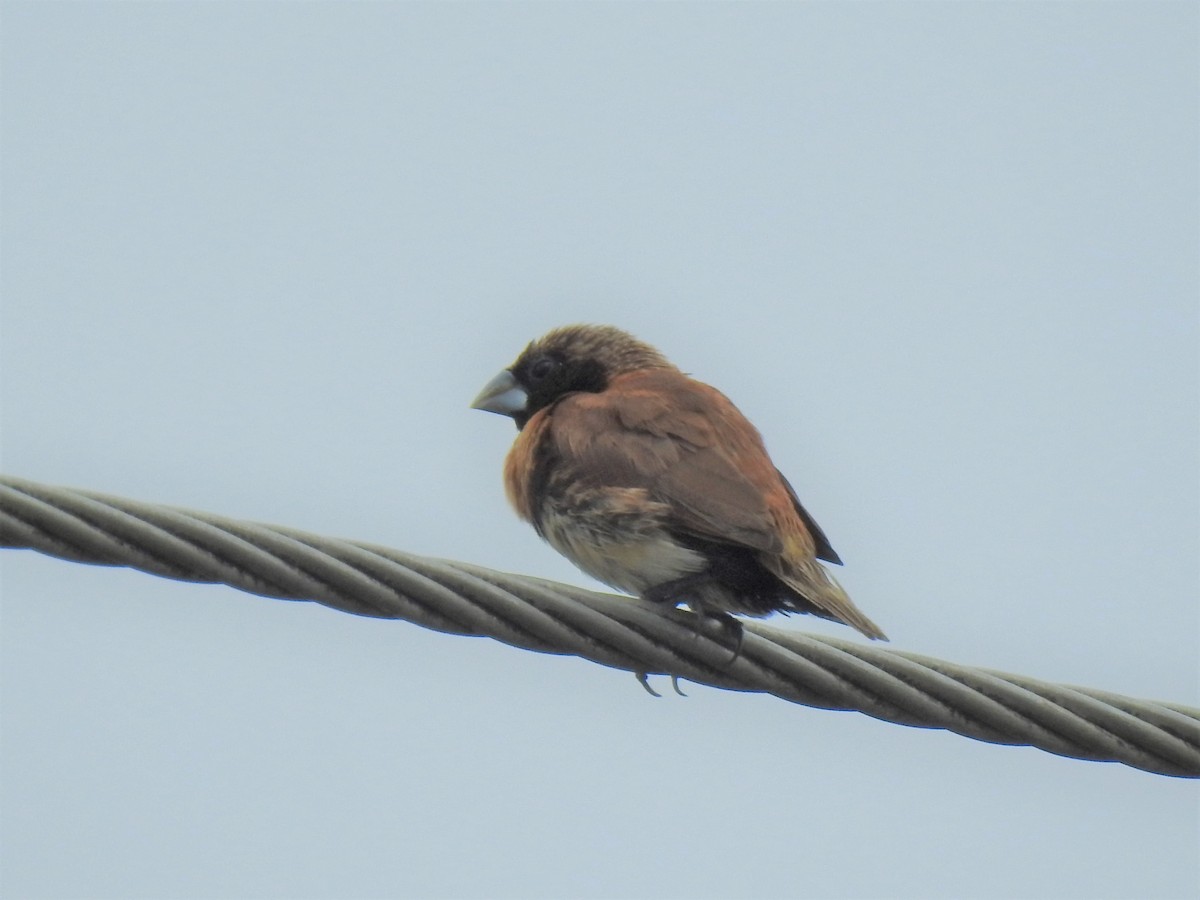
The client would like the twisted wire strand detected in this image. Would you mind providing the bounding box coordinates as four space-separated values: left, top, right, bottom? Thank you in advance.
1 475 1196 778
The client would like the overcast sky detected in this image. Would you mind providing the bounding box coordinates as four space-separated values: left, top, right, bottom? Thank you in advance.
1 4 1197 899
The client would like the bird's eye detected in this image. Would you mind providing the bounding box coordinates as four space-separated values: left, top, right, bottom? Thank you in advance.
528 357 557 382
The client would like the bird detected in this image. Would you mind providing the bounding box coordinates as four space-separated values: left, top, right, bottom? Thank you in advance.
470 323 887 645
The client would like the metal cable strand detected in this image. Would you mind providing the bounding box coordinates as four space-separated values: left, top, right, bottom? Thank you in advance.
1 475 1196 778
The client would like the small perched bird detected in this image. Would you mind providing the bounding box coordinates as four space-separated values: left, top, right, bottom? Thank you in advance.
471 324 887 642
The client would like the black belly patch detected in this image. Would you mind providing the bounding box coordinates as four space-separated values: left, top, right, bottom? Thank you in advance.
661 534 794 616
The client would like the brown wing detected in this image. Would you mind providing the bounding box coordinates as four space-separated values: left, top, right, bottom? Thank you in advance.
549 369 827 563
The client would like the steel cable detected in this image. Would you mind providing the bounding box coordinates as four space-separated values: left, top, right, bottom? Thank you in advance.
1 475 1196 778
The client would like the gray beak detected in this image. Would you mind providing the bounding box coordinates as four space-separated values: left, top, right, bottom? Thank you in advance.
471 369 528 418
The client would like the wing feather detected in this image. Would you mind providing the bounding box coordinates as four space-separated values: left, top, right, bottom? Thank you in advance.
550 369 831 561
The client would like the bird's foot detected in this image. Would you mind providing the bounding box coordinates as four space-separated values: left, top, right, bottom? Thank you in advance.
634 671 689 697
642 579 746 666
635 671 661 697
704 612 745 665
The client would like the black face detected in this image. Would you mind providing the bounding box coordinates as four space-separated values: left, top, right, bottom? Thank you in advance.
510 350 607 429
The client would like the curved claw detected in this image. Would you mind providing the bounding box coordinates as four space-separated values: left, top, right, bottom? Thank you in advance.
690 612 745 664
720 616 745 664
635 671 662 698
671 675 688 697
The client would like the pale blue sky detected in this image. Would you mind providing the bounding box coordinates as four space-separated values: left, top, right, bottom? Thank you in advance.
2 4 1197 899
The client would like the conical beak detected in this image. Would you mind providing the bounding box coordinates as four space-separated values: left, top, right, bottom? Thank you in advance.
470 369 528 418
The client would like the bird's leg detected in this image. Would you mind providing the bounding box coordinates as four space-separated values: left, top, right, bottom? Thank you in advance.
642 578 745 666
641 573 711 607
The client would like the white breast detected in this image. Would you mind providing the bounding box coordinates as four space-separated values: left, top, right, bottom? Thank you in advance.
538 508 706 596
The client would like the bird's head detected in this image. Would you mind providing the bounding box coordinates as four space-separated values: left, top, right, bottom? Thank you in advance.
471 324 671 430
